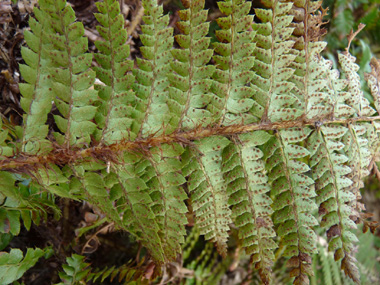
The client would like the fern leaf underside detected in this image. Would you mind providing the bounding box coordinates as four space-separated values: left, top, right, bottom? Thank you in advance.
0 0 379 284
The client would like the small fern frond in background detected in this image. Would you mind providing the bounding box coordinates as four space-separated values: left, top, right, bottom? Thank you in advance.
0 247 53 285
311 230 380 285
181 226 231 285
0 172 59 236
57 254 146 284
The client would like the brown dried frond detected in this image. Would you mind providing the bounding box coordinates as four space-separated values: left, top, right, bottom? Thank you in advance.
344 23 366 55
307 6 329 41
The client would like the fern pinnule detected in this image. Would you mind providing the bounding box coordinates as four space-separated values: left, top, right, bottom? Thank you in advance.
141 143 188 261
182 136 231 256
339 53 375 117
111 153 166 263
19 10 53 155
133 0 174 138
287 0 335 120
263 128 317 284
93 0 136 144
212 0 261 126
252 0 302 123
307 124 360 283
37 0 97 147
169 0 215 130
222 131 276 284
365 58 380 113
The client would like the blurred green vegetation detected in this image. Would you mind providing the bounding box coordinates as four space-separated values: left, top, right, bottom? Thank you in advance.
322 0 380 72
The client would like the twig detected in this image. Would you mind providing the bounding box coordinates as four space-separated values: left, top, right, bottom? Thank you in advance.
127 5 144 37
344 23 366 55
81 222 115 254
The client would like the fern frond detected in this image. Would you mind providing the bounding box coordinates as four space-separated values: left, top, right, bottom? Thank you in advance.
2 1 380 284
222 131 276 284
57 254 146 284
0 247 53 285
88 263 146 284
169 0 216 130
313 229 380 284
319 247 334 285
183 235 230 285
0 172 59 235
316 241 342 285
329 257 344 285
182 226 200 262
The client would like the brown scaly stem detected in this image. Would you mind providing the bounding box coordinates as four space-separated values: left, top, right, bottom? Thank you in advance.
1 115 380 171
